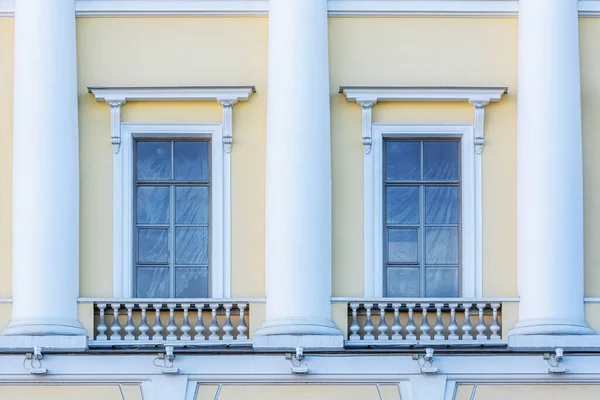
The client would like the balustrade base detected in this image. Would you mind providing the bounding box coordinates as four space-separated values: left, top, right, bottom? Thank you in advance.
0 335 88 352
253 335 344 350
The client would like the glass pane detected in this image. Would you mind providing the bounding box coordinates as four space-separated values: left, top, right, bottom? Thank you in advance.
136 267 169 298
388 229 418 263
423 141 459 181
137 142 171 181
176 186 209 225
425 227 459 264
175 227 209 265
386 186 419 225
137 186 170 224
386 141 420 181
387 268 420 297
176 267 209 298
425 267 459 297
138 229 169 263
425 186 458 224
174 141 209 181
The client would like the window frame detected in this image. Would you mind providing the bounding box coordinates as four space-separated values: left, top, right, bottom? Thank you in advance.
114 123 230 299
365 124 481 298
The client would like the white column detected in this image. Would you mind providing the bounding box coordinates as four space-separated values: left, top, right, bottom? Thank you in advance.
2 0 86 336
511 0 594 335
256 0 341 342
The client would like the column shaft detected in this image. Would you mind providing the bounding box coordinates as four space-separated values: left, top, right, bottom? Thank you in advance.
512 0 593 335
257 0 341 338
3 0 85 336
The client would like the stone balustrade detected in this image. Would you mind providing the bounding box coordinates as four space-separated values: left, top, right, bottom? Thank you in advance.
344 300 504 346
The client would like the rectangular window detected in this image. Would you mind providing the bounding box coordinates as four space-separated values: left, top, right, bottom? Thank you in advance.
134 139 210 298
384 139 461 298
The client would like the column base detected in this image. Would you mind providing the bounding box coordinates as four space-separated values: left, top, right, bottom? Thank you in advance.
509 318 596 336
1 318 88 337
254 317 344 350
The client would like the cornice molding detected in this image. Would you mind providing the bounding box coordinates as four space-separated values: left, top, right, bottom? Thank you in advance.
88 85 255 104
340 86 507 104
2 1 600 18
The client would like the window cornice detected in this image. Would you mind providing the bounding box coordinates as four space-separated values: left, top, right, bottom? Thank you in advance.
340 86 507 105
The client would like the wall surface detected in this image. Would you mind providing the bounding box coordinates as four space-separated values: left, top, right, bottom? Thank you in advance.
196 384 401 400
460 384 600 400
0 385 142 400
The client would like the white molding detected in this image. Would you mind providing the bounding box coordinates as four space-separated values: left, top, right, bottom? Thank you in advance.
340 86 507 105
113 123 230 299
88 86 255 105
366 124 481 298
2 1 600 18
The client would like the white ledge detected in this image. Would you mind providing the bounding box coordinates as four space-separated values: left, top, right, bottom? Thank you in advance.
88 86 255 104
340 86 508 105
1 1 600 18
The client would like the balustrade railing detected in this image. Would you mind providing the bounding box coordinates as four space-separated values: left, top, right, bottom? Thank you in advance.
90 300 253 346
344 300 504 345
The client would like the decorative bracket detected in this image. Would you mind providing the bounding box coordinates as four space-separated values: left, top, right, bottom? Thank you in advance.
88 86 255 155
357 99 378 154
469 98 490 155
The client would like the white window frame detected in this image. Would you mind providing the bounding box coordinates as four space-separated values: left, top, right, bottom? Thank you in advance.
366 124 480 298
117 123 229 299
88 86 255 299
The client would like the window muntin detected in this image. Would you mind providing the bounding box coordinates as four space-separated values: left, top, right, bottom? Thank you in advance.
134 139 210 298
384 139 461 298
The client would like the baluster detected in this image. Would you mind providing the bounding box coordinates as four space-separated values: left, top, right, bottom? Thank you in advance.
376 304 389 340
462 303 473 340
153 305 163 341
96 303 108 340
363 303 375 341
166 303 177 340
110 303 122 340
406 303 416 340
237 304 248 341
448 303 459 340
433 303 445 341
490 303 501 340
476 303 488 341
349 303 360 341
223 304 234 341
419 304 431 341
138 304 150 341
180 304 192 341
391 304 402 340
124 303 135 340
209 303 220 340
194 304 206 341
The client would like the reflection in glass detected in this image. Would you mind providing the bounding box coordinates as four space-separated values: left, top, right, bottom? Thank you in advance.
137 187 170 224
425 267 459 297
137 142 171 181
386 141 420 181
175 227 209 265
388 229 418 263
423 141 458 181
138 229 169 263
387 268 420 297
387 186 419 225
425 227 459 265
176 186 208 225
174 141 209 181
176 268 209 298
425 186 458 224
136 267 170 298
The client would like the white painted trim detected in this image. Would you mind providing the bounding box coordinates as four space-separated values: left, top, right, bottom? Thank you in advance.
0 298 12 303
340 86 508 105
77 297 266 303
1 1 600 18
330 297 519 303
366 124 481 298
88 86 255 105
114 123 230 299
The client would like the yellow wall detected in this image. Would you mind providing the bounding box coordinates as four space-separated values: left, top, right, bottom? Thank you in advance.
0 19 13 299
0 385 142 400
76 17 268 298
197 384 400 400
473 384 600 400
1 16 600 302
329 18 518 297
